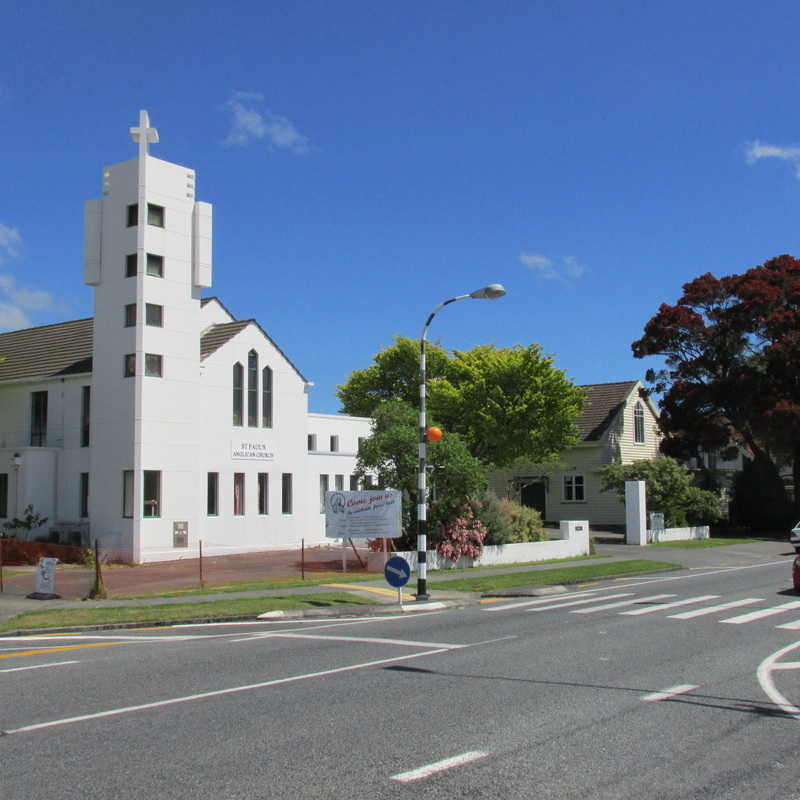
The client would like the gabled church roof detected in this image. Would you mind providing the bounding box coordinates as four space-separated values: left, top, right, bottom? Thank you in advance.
576 380 644 441
0 307 309 384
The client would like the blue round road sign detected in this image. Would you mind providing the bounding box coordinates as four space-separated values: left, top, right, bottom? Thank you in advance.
384 556 411 588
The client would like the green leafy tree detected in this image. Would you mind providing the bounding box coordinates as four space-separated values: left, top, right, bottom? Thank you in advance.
354 399 487 548
339 338 582 467
599 458 723 527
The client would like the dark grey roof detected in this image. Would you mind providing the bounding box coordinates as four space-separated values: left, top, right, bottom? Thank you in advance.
0 318 93 381
577 381 639 441
200 320 251 358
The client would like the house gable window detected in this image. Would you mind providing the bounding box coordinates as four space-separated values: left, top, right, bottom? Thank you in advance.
247 350 258 427
634 402 645 444
563 474 585 502
30 391 48 446
232 363 244 426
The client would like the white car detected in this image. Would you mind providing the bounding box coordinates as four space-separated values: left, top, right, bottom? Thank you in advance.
791 522 800 553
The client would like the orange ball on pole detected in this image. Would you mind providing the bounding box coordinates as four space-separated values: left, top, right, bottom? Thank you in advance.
426 426 443 442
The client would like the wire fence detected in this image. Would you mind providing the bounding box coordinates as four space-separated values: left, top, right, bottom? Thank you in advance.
0 537 374 600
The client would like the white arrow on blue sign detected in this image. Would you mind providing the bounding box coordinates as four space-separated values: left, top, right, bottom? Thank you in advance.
384 556 411 588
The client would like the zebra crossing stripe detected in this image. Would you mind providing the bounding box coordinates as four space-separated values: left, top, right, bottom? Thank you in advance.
619 595 719 616
721 600 800 625
775 620 800 631
668 598 763 620
571 594 676 614
527 593 634 612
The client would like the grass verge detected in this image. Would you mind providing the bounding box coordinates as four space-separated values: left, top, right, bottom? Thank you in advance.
649 538 758 549
428 559 680 593
0 592 376 632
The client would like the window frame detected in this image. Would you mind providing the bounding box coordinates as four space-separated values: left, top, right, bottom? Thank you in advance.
282 473 293 514
122 470 134 518
126 204 138 227
207 472 219 516
80 385 91 447
30 391 48 447
0 473 8 518
307 434 317 451
143 470 161 518
563 474 585 502
330 435 339 452
233 472 245 516
247 350 258 427
319 474 329 512
232 363 244 426
145 303 163 327
144 353 163 377
258 472 269 515
125 303 137 327
634 402 646 444
124 353 136 377
146 253 164 278
80 472 89 519
147 203 165 227
262 366 273 428
335 474 344 491
125 253 137 277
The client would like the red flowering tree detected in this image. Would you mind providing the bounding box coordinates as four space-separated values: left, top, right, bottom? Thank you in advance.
632 255 800 526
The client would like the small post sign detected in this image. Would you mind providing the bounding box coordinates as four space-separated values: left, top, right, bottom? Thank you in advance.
384 555 411 606
324 490 402 540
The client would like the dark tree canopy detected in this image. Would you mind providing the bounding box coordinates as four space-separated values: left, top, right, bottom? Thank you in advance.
632 255 800 523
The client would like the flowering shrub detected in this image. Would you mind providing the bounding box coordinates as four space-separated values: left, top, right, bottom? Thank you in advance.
436 505 488 563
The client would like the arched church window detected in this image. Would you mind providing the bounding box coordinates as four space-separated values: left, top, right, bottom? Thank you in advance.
248 350 258 427
233 363 244 426
634 401 645 444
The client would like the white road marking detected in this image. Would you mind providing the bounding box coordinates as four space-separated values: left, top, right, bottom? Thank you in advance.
620 595 719 616
231 632 465 648
668 598 763 619
0 634 199 642
775 620 800 630
757 640 800 719
2 648 449 736
482 589 603 612
571 594 675 614
0 660 79 674
390 751 489 782
528 593 634 612
721 600 800 624
641 684 699 702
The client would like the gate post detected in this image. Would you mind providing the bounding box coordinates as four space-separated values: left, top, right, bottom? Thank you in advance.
625 480 647 545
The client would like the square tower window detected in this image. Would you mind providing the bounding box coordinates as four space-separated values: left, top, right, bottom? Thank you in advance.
146 253 163 277
147 203 165 227
145 354 163 377
145 303 163 327
125 304 136 327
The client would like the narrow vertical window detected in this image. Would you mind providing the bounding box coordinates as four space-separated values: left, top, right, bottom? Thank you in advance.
0 473 8 518
81 386 91 447
349 475 359 491
307 434 317 451
125 254 137 277
262 366 273 428
634 402 645 444
233 473 245 515
80 472 89 518
282 473 293 514
232 363 244 426
127 204 138 227
319 474 329 512
330 435 339 452
335 474 344 491
143 471 161 517
122 470 134 518
247 350 258 427
258 473 269 515
30 391 48 447
207 472 218 516
125 303 137 327
124 354 136 377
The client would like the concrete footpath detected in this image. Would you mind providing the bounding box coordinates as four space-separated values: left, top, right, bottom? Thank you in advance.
0 538 793 632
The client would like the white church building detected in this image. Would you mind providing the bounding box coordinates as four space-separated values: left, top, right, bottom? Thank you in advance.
0 111 371 563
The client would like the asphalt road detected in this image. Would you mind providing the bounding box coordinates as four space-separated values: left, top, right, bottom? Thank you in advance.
3 557 800 799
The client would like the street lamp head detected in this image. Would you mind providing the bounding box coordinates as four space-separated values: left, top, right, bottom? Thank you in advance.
469 283 506 300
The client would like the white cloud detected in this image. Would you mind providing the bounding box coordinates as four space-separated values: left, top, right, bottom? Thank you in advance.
0 302 30 331
519 251 585 281
223 91 312 155
0 223 22 263
745 140 800 178
0 274 53 311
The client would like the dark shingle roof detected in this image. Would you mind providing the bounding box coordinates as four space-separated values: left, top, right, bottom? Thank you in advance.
0 318 94 381
200 320 251 358
577 381 639 441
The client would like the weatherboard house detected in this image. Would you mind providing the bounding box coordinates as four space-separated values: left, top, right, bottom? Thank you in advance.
490 381 661 527
0 111 370 563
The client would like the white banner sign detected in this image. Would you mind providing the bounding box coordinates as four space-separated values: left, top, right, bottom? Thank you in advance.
231 440 275 461
325 490 402 539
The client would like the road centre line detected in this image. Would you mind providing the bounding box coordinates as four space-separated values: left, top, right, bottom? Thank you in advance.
231 632 465 648
2 648 449 736
721 600 800 624
0 642 129 660
668 598 763 619
390 751 489 782
528 593 634 612
1 660 79 673
611 560 788 590
641 684 699 702
571 594 675 614
620 595 720 616
0 634 200 642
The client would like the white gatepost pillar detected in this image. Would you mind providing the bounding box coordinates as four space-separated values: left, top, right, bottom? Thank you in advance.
625 480 647 545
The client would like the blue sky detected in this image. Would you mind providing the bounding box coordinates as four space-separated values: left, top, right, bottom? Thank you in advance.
3 1 800 413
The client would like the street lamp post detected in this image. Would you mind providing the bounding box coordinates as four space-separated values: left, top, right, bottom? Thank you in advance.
415 283 506 601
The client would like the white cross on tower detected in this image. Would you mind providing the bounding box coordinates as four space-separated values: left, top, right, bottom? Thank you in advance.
129 109 159 158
